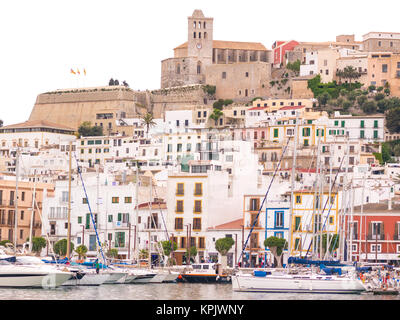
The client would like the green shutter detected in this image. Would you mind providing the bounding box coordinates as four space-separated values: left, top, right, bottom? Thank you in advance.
85 214 90 229
118 213 122 221
341 121 345 127
334 120 338 126
374 130 378 139
361 120 364 128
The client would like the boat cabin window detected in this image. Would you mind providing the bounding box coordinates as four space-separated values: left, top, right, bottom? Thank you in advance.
192 265 202 269
202 265 209 270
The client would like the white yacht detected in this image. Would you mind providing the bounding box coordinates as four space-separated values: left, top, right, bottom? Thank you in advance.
0 256 73 288
232 269 366 294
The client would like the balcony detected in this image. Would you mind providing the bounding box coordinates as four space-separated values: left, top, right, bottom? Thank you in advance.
143 223 162 230
114 221 129 228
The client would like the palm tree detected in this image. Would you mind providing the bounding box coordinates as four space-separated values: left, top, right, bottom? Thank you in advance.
75 245 88 260
342 66 361 87
140 112 156 137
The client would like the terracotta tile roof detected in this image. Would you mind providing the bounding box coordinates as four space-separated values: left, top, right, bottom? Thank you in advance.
208 218 243 230
279 105 305 111
135 201 167 210
174 40 267 51
1 120 75 131
248 106 266 111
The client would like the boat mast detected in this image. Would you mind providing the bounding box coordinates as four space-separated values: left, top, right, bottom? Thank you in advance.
66 141 72 260
135 161 139 263
311 135 321 259
288 112 299 258
348 178 354 262
28 171 37 253
339 136 350 262
14 146 20 255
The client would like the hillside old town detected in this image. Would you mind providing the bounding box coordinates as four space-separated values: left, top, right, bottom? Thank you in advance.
3 9 400 270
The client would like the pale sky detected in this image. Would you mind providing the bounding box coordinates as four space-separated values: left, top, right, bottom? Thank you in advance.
0 0 398 126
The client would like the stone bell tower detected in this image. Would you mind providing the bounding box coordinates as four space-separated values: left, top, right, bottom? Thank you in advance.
187 10 214 84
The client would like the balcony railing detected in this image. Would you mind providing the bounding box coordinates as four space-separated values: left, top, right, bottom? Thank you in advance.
143 223 162 230
367 234 385 240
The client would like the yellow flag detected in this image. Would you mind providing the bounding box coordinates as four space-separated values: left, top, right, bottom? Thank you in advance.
70 68 76 75
83 68 86 76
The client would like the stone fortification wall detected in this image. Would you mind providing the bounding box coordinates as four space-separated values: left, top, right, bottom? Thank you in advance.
29 86 145 131
149 84 210 118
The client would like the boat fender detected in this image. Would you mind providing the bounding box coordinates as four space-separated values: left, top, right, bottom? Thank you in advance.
216 275 220 281
227 276 231 282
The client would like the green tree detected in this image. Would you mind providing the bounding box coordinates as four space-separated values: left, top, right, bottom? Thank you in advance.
106 248 119 259
374 93 385 101
75 245 88 260
357 95 368 107
368 85 376 92
202 84 216 97
184 246 198 264
317 92 332 108
31 237 47 256
286 59 300 72
53 239 74 257
342 100 352 111
362 100 377 114
342 66 361 86
215 237 235 268
264 236 287 268
140 112 156 136
320 234 340 257
77 121 103 138
209 108 224 125
159 240 177 265
386 107 400 133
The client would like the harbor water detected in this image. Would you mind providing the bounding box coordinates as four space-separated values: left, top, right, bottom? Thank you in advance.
0 283 399 300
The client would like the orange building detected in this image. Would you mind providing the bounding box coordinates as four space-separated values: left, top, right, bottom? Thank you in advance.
0 179 54 248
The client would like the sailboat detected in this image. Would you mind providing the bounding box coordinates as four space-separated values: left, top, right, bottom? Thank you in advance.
232 116 366 294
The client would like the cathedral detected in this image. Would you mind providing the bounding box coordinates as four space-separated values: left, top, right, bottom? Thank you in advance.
161 10 273 101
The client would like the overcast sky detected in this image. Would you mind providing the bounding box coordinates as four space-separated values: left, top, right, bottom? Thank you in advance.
0 0 398 126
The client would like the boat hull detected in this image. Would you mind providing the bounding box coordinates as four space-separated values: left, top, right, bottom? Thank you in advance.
232 274 366 294
177 274 231 284
0 267 72 288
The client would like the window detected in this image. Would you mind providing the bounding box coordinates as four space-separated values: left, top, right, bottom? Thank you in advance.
78 216 82 224
124 197 132 203
112 197 119 204
176 200 184 213
374 120 378 128
382 64 388 73
167 144 172 153
222 72 226 79
371 244 382 253
360 130 365 139
373 130 378 139
273 128 278 138
294 238 302 251
198 237 205 249
115 232 125 248
295 195 302 204
180 237 186 249
294 216 301 231
176 183 184 196
108 215 113 223
175 218 183 230
194 183 202 196
194 200 202 213
82 198 88 204
245 72 249 77
250 198 259 211
193 218 201 230
275 211 284 228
